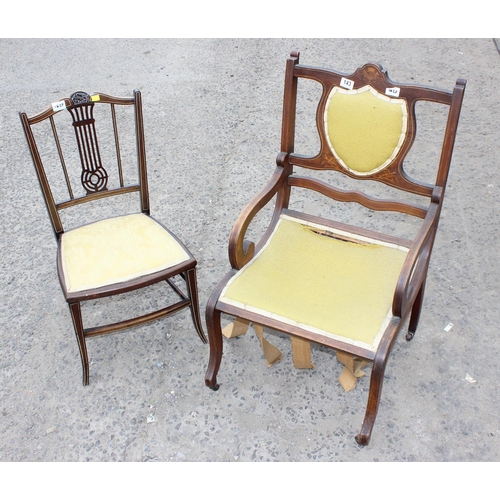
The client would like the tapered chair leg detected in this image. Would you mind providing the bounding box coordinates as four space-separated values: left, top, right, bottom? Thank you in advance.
185 268 208 344
204 296 223 391
407 281 426 341
355 355 388 446
68 301 89 386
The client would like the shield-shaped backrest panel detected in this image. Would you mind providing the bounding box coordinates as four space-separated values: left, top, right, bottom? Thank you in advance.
324 85 408 176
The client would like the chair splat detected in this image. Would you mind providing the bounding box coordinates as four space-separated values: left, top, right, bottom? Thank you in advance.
67 91 108 194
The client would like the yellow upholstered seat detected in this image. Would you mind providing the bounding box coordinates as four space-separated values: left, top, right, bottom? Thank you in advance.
219 215 408 352
61 213 190 293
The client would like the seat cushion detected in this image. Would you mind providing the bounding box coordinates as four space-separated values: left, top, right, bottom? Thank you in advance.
219 215 409 352
60 213 190 293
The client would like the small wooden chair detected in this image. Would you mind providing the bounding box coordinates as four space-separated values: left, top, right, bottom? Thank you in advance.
205 52 466 444
20 90 206 386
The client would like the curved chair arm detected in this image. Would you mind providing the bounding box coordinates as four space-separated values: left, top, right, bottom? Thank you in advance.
392 195 442 318
228 164 288 270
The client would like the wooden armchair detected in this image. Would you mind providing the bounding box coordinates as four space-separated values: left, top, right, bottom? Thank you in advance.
205 52 466 444
20 90 206 386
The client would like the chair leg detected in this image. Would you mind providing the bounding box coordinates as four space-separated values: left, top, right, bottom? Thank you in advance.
407 281 426 341
185 268 208 344
355 354 388 446
68 301 89 386
204 295 223 391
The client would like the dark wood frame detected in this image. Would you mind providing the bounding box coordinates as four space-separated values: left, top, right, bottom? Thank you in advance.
204 52 466 445
20 89 206 386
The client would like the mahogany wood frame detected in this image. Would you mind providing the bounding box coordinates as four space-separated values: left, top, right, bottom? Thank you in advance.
205 52 466 445
20 89 206 386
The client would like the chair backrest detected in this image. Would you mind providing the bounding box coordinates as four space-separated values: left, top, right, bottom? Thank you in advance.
278 51 466 221
20 89 149 238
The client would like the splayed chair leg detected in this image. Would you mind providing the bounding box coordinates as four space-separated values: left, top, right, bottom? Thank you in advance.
68 301 89 386
356 317 401 445
355 352 388 446
185 268 208 344
204 292 223 391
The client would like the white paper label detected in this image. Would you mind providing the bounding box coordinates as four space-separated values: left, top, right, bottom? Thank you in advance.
385 87 400 97
340 77 354 90
52 100 66 112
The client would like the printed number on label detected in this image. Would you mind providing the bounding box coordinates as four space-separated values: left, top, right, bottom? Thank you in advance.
340 77 354 90
52 100 66 112
385 87 400 97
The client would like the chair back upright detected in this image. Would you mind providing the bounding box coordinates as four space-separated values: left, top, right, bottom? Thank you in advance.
279 51 466 221
20 89 150 238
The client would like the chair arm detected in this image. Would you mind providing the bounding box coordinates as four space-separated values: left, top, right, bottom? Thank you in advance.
392 201 441 318
228 165 288 269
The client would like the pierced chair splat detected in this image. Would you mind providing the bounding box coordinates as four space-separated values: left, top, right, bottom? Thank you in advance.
204 52 466 445
20 90 206 386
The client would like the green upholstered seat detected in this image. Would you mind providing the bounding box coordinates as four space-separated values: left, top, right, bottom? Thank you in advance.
324 85 408 175
220 215 409 352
